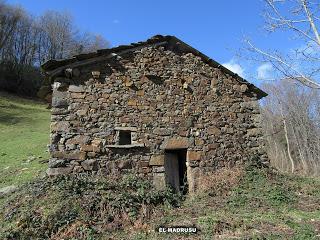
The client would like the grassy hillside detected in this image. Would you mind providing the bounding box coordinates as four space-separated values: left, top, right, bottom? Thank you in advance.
0 91 50 188
0 92 319 239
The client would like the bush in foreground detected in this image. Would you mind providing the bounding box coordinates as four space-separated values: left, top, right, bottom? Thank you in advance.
0 174 182 239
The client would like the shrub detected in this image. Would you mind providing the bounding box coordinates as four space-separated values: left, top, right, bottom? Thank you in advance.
0 174 182 239
197 166 244 197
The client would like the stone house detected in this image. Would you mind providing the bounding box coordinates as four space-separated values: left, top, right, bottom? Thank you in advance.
41 35 268 193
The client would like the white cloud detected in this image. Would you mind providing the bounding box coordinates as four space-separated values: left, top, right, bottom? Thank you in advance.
222 59 245 78
113 19 120 24
257 63 273 80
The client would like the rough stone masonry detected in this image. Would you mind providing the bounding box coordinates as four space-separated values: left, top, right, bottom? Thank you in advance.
41 35 268 193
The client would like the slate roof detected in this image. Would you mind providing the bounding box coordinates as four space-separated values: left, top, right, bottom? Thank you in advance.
41 35 267 99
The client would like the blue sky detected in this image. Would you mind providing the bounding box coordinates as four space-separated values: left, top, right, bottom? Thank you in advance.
8 0 296 85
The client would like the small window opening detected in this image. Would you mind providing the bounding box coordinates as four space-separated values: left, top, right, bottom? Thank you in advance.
119 130 132 145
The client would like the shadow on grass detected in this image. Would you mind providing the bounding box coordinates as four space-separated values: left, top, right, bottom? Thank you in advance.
0 91 43 105
0 105 30 125
0 113 27 126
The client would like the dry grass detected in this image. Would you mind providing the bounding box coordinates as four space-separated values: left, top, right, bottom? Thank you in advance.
197 166 244 196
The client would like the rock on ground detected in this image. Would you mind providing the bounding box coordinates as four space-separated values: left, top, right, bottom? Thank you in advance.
0 185 17 198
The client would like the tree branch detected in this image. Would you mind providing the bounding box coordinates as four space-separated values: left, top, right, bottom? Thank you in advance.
246 40 320 88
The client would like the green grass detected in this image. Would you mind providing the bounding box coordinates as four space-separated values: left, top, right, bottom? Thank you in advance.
0 91 50 188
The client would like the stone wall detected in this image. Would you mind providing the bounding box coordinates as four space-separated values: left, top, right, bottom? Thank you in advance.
48 45 268 192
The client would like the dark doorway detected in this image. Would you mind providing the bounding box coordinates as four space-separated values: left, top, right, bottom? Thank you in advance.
164 149 188 194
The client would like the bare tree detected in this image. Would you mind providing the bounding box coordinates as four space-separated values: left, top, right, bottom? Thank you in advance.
36 11 109 64
0 3 41 94
245 0 320 88
242 0 320 176
85 34 109 52
261 80 320 175
70 32 110 56
0 0 22 51
0 2 109 96
36 11 75 63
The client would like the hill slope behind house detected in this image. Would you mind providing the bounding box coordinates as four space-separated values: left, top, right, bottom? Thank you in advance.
0 91 50 189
